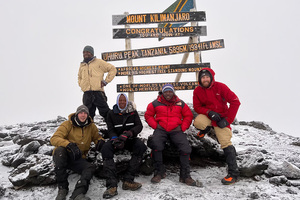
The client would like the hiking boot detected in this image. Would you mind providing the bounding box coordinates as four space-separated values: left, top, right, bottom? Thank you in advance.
221 174 238 185
55 188 68 200
122 181 142 191
179 177 197 186
103 187 118 199
73 193 91 200
151 173 166 184
197 131 205 138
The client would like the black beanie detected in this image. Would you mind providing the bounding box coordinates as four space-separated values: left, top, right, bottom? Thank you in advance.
200 70 211 78
83 45 94 56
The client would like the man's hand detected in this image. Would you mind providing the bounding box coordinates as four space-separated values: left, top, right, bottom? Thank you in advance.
217 118 229 128
122 130 133 138
101 80 108 87
66 143 82 160
208 111 221 122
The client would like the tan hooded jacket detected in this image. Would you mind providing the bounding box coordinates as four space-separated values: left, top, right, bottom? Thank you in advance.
50 113 104 158
78 57 117 92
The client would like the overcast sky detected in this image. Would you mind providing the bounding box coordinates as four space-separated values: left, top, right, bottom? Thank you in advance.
1 0 299 137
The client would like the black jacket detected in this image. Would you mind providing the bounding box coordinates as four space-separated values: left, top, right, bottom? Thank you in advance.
106 104 143 139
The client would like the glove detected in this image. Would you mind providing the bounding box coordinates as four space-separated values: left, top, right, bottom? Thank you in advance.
66 143 82 160
101 80 108 87
208 111 221 122
112 137 125 150
95 140 105 152
217 118 229 128
122 130 133 138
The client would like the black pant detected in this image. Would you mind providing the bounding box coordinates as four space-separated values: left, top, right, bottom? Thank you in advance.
53 146 95 190
150 129 192 177
83 91 109 120
101 138 147 187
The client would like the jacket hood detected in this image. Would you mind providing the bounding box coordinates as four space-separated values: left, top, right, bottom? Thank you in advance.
198 68 215 88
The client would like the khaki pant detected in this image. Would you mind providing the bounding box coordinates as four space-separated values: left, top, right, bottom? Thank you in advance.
193 114 232 149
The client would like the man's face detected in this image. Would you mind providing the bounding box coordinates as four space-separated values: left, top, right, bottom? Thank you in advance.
83 51 93 59
201 75 211 88
118 95 127 109
163 90 174 101
77 112 88 122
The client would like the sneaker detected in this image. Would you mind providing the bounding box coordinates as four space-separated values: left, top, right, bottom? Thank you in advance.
179 177 197 186
55 188 68 200
73 193 91 200
151 173 166 184
197 131 206 138
221 174 238 185
122 181 142 191
103 187 118 199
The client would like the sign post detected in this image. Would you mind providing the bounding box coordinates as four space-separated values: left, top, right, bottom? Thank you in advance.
106 6 225 101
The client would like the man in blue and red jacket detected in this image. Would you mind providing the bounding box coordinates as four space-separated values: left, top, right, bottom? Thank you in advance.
145 84 196 186
193 68 241 185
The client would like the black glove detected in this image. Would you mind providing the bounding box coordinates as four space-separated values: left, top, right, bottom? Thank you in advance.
66 143 82 160
112 137 125 150
208 111 221 122
95 140 105 152
122 130 133 138
217 118 229 128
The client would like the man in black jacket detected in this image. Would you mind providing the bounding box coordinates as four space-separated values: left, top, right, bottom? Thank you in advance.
101 94 147 199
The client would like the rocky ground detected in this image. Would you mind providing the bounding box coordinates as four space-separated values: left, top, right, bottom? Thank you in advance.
0 112 300 199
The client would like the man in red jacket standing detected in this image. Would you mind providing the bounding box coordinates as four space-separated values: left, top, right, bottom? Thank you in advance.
193 68 241 185
145 84 196 186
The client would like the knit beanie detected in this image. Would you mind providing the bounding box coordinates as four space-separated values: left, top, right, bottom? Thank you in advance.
76 105 89 116
162 84 175 93
200 69 211 78
83 45 94 56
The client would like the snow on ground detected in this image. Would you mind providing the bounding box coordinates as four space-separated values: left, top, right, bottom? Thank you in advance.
0 117 300 199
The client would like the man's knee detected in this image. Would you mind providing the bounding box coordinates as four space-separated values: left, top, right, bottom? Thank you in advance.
53 146 68 167
214 127 233 149
101 142 115 159
132 139 147 156
193 114 211 130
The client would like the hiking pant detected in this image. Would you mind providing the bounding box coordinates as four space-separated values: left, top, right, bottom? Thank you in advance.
53 146 95 190
101 138 147 187
149 128 192 176
194 114 233 149
83 91 109 120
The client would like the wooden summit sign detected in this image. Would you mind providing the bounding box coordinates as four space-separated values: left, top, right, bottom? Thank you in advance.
113 26 207 39
116 63 210 76
102 39 224 61
117 81 198 92
112 11 206 25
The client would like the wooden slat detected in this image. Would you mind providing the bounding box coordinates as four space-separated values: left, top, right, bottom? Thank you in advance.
102 39 224 61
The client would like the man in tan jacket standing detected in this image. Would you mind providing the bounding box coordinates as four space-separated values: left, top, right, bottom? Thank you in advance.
78 45 117 121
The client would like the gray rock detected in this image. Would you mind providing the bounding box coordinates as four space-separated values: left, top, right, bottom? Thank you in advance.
0 132 8 138
8 154 55 187
265 161 300 179
286 188 298 194
23 141 40 153
249 192 260 199
269 175 288 186
0 185 5 197
237 148 268 177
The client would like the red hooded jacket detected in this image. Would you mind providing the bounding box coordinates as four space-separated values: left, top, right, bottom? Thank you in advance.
145 94 193 132
193 68 241 128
